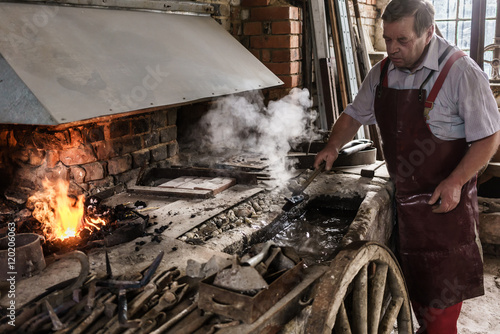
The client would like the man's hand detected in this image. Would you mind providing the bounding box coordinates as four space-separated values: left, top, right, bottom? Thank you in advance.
428 178 462 213
314 146 339 171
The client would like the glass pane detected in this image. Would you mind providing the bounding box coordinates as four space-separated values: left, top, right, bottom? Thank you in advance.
486 0 497 18
459 0 473 19
432 0 457 20
485 19 496 46
437 21 457 45
457 20 471 49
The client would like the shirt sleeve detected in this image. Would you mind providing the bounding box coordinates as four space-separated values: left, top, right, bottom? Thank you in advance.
457 58 500 142
343 62 381 125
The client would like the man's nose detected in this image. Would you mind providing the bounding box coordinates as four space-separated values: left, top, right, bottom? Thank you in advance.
387 44 399 55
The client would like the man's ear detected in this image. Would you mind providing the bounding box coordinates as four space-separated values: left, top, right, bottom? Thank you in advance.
426 24 435 43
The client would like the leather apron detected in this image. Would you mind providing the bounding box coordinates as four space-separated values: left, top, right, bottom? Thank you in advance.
374 51 484 308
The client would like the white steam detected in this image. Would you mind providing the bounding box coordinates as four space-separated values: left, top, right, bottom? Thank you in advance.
182 88 320 188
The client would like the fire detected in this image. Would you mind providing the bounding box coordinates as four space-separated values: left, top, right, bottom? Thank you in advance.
27 179 107 241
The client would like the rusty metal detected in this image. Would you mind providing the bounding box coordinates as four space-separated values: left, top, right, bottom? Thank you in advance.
97 251 164 290
0 233 46 281
199 259 304 324
213 242 273 293
45 299 65 331
150 297 199 334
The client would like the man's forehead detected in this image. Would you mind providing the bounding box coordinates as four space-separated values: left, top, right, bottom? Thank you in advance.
383 16 416 37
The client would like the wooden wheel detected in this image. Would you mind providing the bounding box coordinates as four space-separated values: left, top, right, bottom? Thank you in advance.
305 241 413 334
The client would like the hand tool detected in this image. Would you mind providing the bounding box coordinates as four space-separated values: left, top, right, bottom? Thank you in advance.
360 161 386 178
283 139 373 211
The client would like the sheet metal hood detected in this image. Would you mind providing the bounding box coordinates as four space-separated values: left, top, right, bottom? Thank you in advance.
0 2 283 125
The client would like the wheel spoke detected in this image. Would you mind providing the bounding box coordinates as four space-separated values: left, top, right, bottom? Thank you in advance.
378 296 403 334
368 263 388 334
352 264 368 334
335 301 353 334
388 267 413 333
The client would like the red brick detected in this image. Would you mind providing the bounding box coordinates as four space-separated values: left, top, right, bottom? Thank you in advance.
82 162 105 181
107 155 132 175
272 48 301 62
109 120 131 139
250 35 299 49
271 21 302 35
251 7 299 21
241 0 270 6
243 21 262 35
105 136 142 160
27 149 45 166
261 49 271 62
83 125 105 143
69 127 84 146
59 145 97 166
0 130 9 147
70 166 86 184
264 61 301 75
249 49 260 59
45 150 60 168
279 74 301 88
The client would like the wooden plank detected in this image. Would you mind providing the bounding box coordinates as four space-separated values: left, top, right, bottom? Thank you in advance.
139 167 258 186
157 176 195 188
174 177 212 189
326 0 349 109
127 185 213 198
194 177 236 195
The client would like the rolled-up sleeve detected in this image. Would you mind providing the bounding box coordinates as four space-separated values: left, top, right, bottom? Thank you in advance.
457 60 500 142
343 63 380 125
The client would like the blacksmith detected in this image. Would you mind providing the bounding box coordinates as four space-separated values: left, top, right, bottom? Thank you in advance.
314 0 500 332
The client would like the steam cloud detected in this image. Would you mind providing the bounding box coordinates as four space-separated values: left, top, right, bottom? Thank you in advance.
181 88 320 188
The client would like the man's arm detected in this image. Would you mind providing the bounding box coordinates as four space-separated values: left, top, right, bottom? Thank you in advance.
313 113 362 171
429 130 500 213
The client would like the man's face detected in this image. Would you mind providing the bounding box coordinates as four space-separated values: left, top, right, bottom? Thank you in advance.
383 16 434 72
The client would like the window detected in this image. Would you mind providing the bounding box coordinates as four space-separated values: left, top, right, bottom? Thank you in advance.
431 0 497 78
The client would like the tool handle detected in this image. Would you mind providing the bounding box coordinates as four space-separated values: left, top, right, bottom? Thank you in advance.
294 161 325 195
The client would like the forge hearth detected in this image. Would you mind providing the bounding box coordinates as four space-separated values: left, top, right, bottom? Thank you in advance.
0 167 395 333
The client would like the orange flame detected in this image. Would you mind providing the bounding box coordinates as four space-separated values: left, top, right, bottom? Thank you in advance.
28 179 106 241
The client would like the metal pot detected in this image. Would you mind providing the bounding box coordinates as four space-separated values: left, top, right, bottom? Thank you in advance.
0 233 46 281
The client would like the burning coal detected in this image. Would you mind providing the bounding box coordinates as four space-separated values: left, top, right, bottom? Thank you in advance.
26 179 107 241
181 88 321 188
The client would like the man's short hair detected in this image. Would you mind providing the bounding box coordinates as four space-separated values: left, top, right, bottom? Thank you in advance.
382 0 435 37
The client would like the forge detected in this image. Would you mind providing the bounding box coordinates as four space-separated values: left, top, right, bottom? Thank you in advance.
0 1 401 332
0 165 395 333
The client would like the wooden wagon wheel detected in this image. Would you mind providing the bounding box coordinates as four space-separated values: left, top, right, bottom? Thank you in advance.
305 241 413 334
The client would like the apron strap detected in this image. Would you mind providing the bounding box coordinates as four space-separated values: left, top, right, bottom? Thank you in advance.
418 45 454 101
379 57 391 88
424 49 467 109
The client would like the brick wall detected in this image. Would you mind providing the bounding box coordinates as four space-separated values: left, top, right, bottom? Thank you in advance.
239 0 302 100
0 108 179 203
353 0 380 48
232 0 379 100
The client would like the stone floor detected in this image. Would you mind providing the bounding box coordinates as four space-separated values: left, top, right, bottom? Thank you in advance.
458 254 500 334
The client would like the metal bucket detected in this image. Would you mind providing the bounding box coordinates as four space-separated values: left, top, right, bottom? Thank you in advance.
0 233 46 281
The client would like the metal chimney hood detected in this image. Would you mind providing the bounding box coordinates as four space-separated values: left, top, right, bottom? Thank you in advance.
0 2 283 125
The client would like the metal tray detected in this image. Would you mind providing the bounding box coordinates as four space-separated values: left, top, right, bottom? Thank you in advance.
198 260 304 324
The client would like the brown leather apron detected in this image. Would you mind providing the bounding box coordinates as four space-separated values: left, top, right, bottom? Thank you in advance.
374 51 484 308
